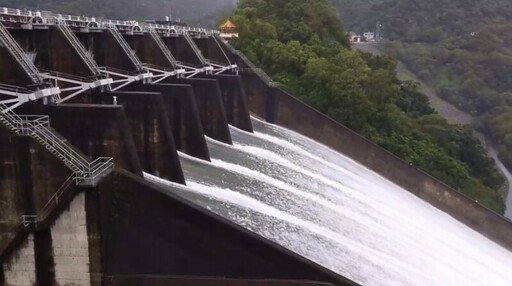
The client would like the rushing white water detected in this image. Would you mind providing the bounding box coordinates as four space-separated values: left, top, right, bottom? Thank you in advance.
145 117 512 286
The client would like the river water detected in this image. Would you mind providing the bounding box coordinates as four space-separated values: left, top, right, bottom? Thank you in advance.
146 117 512 286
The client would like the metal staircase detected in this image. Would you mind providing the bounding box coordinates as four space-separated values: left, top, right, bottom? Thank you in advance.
0 103 113 187
0 22 42 84
148 29 178 68
107 25 145 71
183 32 207 66
55 20 101 76
21 173 76 228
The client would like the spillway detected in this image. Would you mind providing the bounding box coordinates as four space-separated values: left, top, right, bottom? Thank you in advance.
146 117 512 286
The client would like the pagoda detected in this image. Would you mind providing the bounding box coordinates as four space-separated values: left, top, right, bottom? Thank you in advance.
219 19 239 40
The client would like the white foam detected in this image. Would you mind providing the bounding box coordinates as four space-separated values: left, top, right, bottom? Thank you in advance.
144 117 512 286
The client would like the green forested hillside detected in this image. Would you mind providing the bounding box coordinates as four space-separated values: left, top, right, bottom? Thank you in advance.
229 0 506 213
0 0 236 26
334 0 512 171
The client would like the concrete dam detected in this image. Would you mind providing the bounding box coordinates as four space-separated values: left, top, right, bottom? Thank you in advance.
0 7 511 286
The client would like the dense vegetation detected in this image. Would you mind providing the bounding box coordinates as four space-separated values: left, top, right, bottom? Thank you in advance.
333 0 512 171
0 0 235 26
228 0 506 212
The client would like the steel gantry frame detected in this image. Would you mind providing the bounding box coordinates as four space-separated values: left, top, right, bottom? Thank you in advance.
0 21 61 111
0 8 115 218
0 6 238 111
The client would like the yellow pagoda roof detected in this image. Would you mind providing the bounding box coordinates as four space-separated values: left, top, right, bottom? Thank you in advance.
219 20 237 29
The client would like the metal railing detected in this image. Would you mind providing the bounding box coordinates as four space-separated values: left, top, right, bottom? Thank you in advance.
55 20 101 76
104 66 138 76
107 25 145 71
224 42 278 87
32 124 89 172
39 69 94 82
0 82 30 93
221 40 238 55
0 22 42 83
84 157 114 185
21 173 75 228
0 7 34 17
238 67 277 87
148 29 178 68
0 102 49 130
144 63 174 72
19 159 113 229
182 32 207 66
0 6 220 37
21 215 37 228
39 174 76 217
0 103 114 185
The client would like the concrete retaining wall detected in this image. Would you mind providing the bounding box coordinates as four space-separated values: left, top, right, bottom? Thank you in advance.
105 275 334 286
0 127 30 228
98 170 359 286
0 122 74 268
2 234 36 286
51 192 91 286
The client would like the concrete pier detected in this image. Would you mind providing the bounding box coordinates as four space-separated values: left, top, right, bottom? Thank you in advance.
8 28 97 77
163 35 203 66
2 234 36 286
208 74 253 132
193 36 232 65
124 83 211 160
88 91 185 183
172 78 232 144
